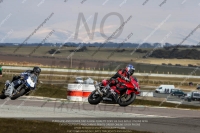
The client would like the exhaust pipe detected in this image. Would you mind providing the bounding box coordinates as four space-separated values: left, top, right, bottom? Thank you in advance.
95 85 103 96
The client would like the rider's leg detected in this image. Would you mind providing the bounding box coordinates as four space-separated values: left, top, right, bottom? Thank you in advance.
11 76 21 82
106 86 120 102
110 84 128 102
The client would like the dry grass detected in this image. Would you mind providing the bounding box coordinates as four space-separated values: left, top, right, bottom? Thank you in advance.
0 46 199 67
134 58 200 66
0 46 153 62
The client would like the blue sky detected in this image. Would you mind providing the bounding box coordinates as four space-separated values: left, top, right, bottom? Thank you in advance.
0 0 200 45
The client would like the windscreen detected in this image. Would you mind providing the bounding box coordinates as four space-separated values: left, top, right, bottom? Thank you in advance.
30 74 37 83
194 93 200 96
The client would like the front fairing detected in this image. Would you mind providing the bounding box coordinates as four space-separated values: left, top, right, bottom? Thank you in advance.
25 74 37 89
117 77 140 95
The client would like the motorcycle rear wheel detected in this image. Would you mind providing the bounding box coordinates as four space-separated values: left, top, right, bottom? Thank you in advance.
0 88 7 99
118 93 136 107
0 93 6 99
10 89 25 100
88 90 102 105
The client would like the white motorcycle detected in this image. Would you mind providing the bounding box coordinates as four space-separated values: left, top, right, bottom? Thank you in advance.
0 74 37 100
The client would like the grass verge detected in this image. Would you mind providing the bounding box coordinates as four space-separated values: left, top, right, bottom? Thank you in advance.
32 84 67 99
0 118 151 133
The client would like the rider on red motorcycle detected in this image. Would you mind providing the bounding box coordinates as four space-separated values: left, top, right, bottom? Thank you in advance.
106 64 138 101
110 64 137 82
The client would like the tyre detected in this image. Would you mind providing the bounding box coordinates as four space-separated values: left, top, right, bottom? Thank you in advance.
88 90 102 105
191 98 195 101
118 93 136 107
0 93 7 99
10 89 25 100
188 98 191 102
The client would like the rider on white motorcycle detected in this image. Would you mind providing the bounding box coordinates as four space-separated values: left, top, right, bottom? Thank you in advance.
4 66 41 92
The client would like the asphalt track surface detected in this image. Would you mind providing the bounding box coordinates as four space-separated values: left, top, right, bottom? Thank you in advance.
0 97 200 133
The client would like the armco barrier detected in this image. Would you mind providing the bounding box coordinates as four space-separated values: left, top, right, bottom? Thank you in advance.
137 96 166 102
3 66 200 78
140 91 154 97
67 84 95 102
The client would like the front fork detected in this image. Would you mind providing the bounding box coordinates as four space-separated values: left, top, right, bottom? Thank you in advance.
12 83 25 96
95 85 103 96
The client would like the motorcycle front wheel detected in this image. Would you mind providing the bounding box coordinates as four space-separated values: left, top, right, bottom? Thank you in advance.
88 90 102 105
10 89 25 100
0 93 6 99
0 88 7 99
118 93 136 107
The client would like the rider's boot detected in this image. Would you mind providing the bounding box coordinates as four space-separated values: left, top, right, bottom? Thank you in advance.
102 86 113 101
105 90 111 97
110 89 119 102
2 80 10 93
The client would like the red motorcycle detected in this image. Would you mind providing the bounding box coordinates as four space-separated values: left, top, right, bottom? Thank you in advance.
88 76 140 106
